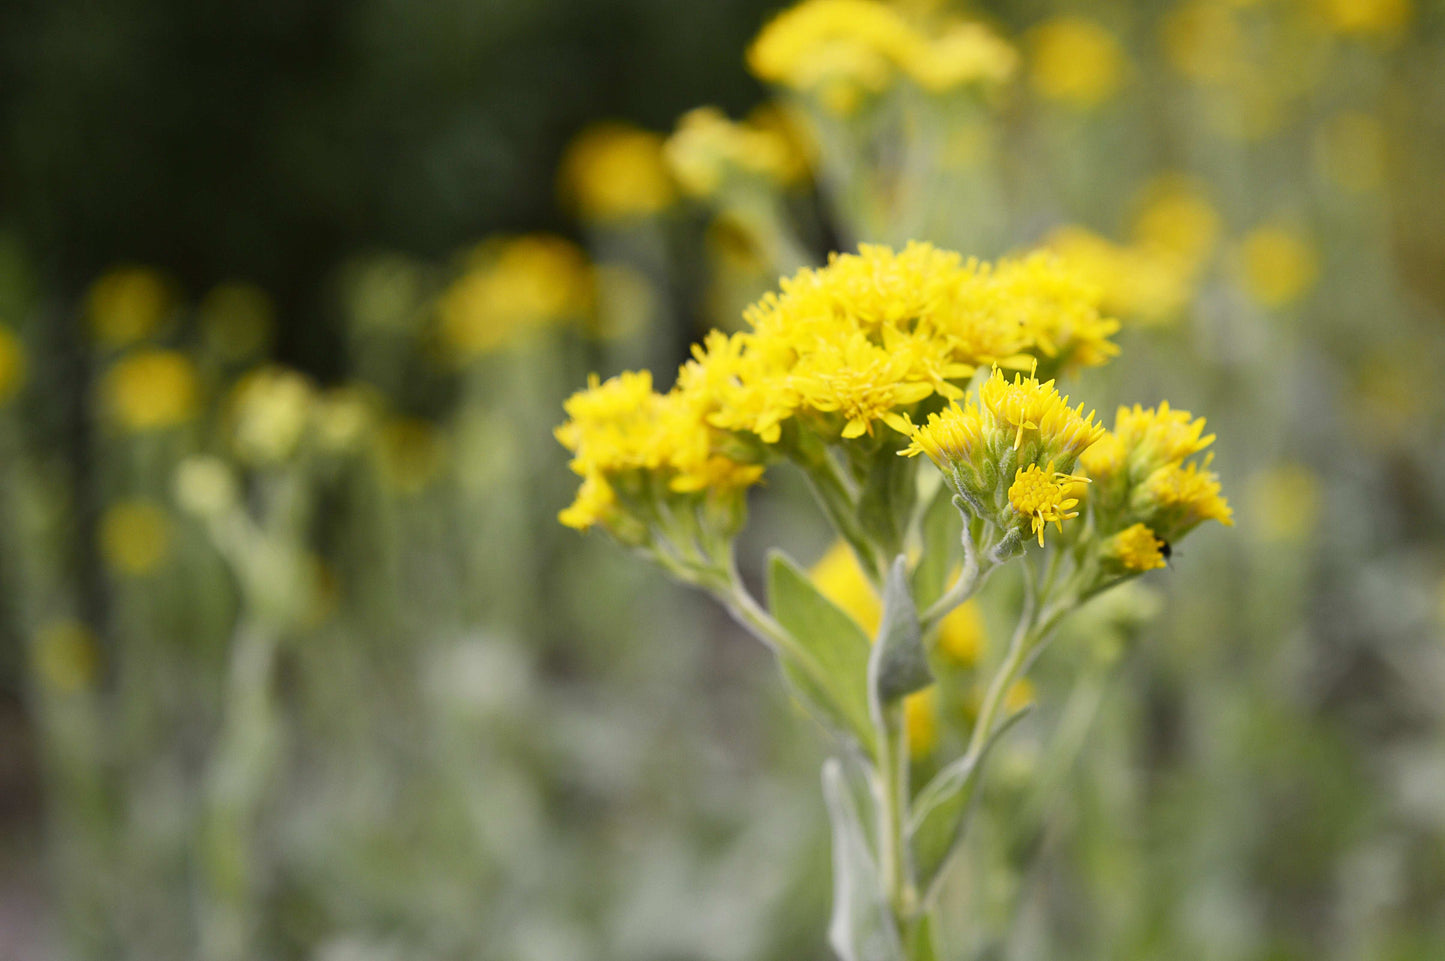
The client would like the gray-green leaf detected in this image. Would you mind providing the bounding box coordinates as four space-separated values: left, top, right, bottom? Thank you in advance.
870 555 932 706
768 550 876 754
823 759 904 961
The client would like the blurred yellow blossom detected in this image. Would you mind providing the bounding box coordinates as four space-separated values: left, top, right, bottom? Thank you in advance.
559 122 676 221
1234 224 1319 307
99 500 171 576
174 455 239 520
1104 523 1168 572
200 282 276 362
904 687 939 757
907 20 1018 93
812 540 883 633
0 324 24 404
33 620 100 694
102 349 201 430
1131 175 1220 268
1247 464 1322 542
1161 1 1243 84
229 366 315 465
1313 0 1411 37
664 107 808 198
437 235 593 362
86 267 172 347
1028 16 1126 107
936 597 984 666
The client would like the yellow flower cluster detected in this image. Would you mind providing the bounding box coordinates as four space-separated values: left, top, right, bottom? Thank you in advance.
903 369 1104 539
102 349 201 431
555 371 764 533
1028 16 1126 108
87 267 171 347
437 235 594 362
747 0 1016 114
1103 522 1168 572
559 122 677 221
682 243 1116 444
1081 402 1232 562
664 107 809 198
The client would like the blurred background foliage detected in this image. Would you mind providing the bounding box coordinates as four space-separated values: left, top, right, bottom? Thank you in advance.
2 0 1445 960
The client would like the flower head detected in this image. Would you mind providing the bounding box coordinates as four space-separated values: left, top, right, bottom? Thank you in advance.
559 122 676 220
102 349 201 430
1009 463 1085 546
1104 523 1168 573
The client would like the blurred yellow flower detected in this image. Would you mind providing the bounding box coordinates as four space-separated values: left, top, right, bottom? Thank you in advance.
99 500 171 576
33 620 100 694
1028 16 1125 107
1247 464 1321 542
377 417 447 495
437 235 593 362
174 455 239 520
230 366 315 465
559 122 676 221
87 267 171 347
1130 175 1220 268
664 106 808 198
811 540 882 633
0 324 24 404
904 687 938 757
936 598 984 666
1235 224 1319 307
1314 0 1411 36
200 282 276 362
102 349 200 430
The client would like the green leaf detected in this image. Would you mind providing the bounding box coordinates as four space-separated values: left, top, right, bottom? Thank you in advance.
908 708 1031 899
822 759 904 961
911 479 961 612
768 550 876 754
870 555 932 706
857 447 916 561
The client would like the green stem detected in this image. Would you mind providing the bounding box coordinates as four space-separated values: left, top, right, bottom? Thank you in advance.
965 565 1039 765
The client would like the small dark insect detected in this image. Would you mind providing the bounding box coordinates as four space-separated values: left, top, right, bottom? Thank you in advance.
1159 540 1174 565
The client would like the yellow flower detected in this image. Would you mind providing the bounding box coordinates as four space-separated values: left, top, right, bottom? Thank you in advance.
437 235 593 361
0 324 24 404
86 267 171 347
1028 16 1125 108
747 0 920 111
1004 677 1035 713
664 107 808 197
937 598 984 666
33 620 100 694
102 349 200 430
1130 175 1220 268
99 500 170 576
960 252 1119 373
979 367 1103 460
1113 401 1215 469
1235 224 1318 307
174 456 238 519
1048 226 1194 324
899 401 988 468
906 20 1018 92
1009 463 1084 547
811 540 882 633
199 282 275 362
905 687 939 758
1136 460 1234 536
559 122 676 220
1314 0 1411 37
1104 523 1168 572
229 367 314 465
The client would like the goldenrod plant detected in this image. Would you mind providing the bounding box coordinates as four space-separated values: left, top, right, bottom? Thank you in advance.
557 241 1231 958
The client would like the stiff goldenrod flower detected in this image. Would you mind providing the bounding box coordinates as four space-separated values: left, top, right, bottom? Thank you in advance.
907 20 1017 92
1104 523 1168 573
33 620 100 694
1134 460 1234 539
437 235 593 362
199 282 276 362
900 402 988 469
1028 16 1126 108
980 368 1104 460
1048 227 1195 324
1235 224 1319 308
229 366 315 466
1009 463 1085 546
99 500 171 576
664 107 808 197
0 325 23 404
1113 401 1216 470
86 266 171 347
102 349 200 430
559 122 676 220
